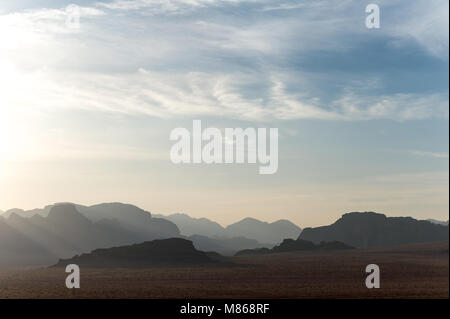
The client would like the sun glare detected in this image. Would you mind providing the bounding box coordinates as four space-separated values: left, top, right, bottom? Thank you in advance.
0 110 16 160
0 58 39 162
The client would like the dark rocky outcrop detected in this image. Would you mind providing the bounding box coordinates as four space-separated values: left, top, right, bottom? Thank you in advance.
235 238 353 256
53 238 215 268
299 212 449 248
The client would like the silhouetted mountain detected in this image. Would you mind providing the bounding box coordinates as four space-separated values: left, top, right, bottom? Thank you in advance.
272 239 316 253
226 218 301 244
427 219 449 226
2 206 53 218
187 235 269 255
31 205 145 251
274 238 353 253
3 202 180 239
153 213 226 237
0 204 180 267
53 238 216 268
77 203 180 238
154 213 301 245
299 212 450 248
235 239 353 256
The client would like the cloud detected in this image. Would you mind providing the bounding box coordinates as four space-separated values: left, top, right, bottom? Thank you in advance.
410 151 449 159
1 60 447 122
96 0 449 59
95 0 265 14
388 0 449 59
0 6 104 32
333 92 449 121
0 0 448 122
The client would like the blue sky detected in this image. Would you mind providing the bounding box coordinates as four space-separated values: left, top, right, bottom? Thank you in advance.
0 0 448 226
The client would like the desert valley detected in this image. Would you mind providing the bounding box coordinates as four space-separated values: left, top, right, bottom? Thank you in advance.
0 203 448 298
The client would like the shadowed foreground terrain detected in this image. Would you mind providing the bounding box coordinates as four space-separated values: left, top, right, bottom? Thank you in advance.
0 241 447 299
53 238 216 268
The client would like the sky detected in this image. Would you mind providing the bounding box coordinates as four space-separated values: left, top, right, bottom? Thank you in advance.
0 0 448 227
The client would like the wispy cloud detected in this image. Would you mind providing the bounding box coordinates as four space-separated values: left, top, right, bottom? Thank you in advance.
333 92 449 121
410 151 449 159
1 61 447 122
96 0 261 11
389 0 449 59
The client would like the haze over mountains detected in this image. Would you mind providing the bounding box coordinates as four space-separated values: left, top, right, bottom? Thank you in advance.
1 203 448 269
0 204 181 267
153 213 302 245
0 203 301 267
235 212 448 256
2 203 180 238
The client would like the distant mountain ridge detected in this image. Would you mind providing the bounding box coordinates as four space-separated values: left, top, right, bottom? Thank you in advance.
154 213 302 245
7 205 301 245
3 204 448 268
226 217 301 244
154 213 226 237
299 212 449 248
1 203 285 267
0 203 180 267
3 203 179 239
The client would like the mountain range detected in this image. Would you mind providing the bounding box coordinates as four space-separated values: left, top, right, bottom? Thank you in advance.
0 203 300 267
1 204 448 268
0 204 180 267
153 213 302 245
2 203 180 238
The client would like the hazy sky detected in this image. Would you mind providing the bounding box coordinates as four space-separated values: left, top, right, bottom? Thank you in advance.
0 0 448 227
